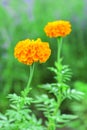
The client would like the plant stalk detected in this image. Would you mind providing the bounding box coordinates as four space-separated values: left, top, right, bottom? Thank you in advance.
23 63 35 97
48 37 63 130
57 37 62 63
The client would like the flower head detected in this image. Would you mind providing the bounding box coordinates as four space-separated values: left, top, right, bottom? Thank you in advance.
44 20 71 38
14 38 51 65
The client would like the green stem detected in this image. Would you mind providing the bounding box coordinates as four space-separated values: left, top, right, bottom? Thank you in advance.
48 37 63 130
57 37 62 62
22 63 35 97
56 36 63 112
26 63 35 89
49 93 62 130
53 37 63 128
15 64 35 128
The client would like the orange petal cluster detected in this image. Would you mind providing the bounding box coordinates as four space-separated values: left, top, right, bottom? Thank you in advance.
14 38 51 65
44 20 71 38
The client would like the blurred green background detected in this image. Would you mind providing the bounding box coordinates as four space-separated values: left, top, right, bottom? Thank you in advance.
0 0 87 130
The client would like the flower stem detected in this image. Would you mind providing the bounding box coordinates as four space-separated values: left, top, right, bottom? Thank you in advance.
48 37 63 130
26 63 35 89
54 37 63 128
57 37 62 63
22 63 35 97
56 37 63 107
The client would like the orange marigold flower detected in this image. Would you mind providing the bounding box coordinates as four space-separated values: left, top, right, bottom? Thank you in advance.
14 38 51 65
44 20 71 38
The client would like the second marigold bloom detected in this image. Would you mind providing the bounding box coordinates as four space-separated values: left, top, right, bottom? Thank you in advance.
14 38 51 65
44 20 71 38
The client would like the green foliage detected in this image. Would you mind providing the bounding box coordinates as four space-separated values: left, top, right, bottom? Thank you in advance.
34 94 78 128
68 81 87 130
0 92 44 130
49 61 72 83
34 56 84 129
35 94 56 117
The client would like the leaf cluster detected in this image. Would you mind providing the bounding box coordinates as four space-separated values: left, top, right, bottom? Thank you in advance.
34 61 84 129
0 93 45 130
